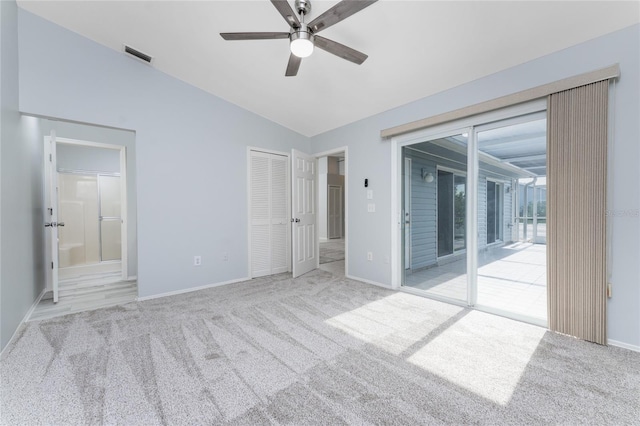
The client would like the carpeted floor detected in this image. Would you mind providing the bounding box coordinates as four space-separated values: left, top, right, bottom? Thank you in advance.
1 268 638 425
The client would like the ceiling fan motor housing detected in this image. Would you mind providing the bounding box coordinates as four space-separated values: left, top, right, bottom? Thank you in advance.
295 0 312 16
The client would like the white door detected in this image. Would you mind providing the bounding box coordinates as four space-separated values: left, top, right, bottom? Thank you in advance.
270 155 290 274
292 149 317 278
44 132 61 303
328 185 342 239
250 150 290 277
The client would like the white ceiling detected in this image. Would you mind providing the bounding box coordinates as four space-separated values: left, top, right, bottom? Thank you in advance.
17 1 640 137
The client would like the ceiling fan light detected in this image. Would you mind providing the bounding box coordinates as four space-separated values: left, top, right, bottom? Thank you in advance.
290 31 314 58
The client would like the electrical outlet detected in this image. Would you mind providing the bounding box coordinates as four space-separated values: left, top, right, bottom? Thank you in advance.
367 252 373 261
367 203 375 213
194 255 202 266
223 252 228 261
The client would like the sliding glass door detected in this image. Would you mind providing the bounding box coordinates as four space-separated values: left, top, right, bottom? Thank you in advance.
401 132 468 303
399 106 548 325
475 114 547 322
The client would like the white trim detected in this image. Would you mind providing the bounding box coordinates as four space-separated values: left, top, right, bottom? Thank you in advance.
119 147 128 280
314 146 349 277
126 275 138 282
400 286 469 307
136 277 250 302
608 339 640 353
345 274 391 290
390 139 400 289
0 288 47 356
474 304 547 328
460 125 476 306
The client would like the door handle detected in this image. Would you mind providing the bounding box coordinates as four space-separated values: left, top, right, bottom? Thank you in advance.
44 222 65 228
291 218 301 223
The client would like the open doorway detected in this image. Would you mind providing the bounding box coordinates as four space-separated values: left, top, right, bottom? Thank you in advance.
317 149 347 277
31 120 138 321
56 142 126 280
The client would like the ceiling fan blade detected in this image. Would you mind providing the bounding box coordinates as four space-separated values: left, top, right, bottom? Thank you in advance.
285 53 302 77
314 36 368 65
308 0 378 33
220 32 290 41
271 0 301 29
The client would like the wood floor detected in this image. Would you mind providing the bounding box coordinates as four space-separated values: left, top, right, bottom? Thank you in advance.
29 273 137 322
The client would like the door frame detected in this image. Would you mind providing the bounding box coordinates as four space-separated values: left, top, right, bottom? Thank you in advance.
246 147 291 279
314 147 348 277
44 136 129 286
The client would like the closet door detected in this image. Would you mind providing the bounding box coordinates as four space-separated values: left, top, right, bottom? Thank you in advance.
270 155 289 274
250 152 271 277
250 150 289 277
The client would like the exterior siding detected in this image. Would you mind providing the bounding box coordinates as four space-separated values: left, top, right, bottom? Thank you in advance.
407 152 437 269
404 147 518 272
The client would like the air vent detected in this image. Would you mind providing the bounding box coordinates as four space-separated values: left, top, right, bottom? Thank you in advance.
123 45 153 64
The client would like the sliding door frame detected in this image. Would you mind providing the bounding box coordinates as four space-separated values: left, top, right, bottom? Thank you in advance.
391 100 547 316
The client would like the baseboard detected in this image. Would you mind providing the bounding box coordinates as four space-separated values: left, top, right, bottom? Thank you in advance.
345 274 392 290
0 287 47 357
608 339 640 353
136 277 250 302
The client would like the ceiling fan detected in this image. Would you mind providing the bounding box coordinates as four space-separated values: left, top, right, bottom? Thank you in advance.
220 0 378 77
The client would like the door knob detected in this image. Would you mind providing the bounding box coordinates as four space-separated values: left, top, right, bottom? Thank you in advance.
44 222 65 227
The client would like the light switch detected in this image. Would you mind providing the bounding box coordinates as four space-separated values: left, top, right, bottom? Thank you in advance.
367 189 373 200
367 203 375 213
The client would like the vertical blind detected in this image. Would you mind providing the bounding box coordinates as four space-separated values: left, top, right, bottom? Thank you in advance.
547 80 608 345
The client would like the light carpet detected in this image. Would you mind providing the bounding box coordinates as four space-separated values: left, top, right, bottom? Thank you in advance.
1 269 638 425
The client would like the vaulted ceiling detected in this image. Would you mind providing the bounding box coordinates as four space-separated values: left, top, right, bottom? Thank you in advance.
17 1 640 137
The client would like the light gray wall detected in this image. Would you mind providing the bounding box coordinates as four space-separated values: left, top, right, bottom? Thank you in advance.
1 0 45 351
47 121 137 277
18 9 310 299
311 24 640 348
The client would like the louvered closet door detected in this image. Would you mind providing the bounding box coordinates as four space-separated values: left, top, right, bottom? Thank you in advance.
250 151 289 278
270 155 289 273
